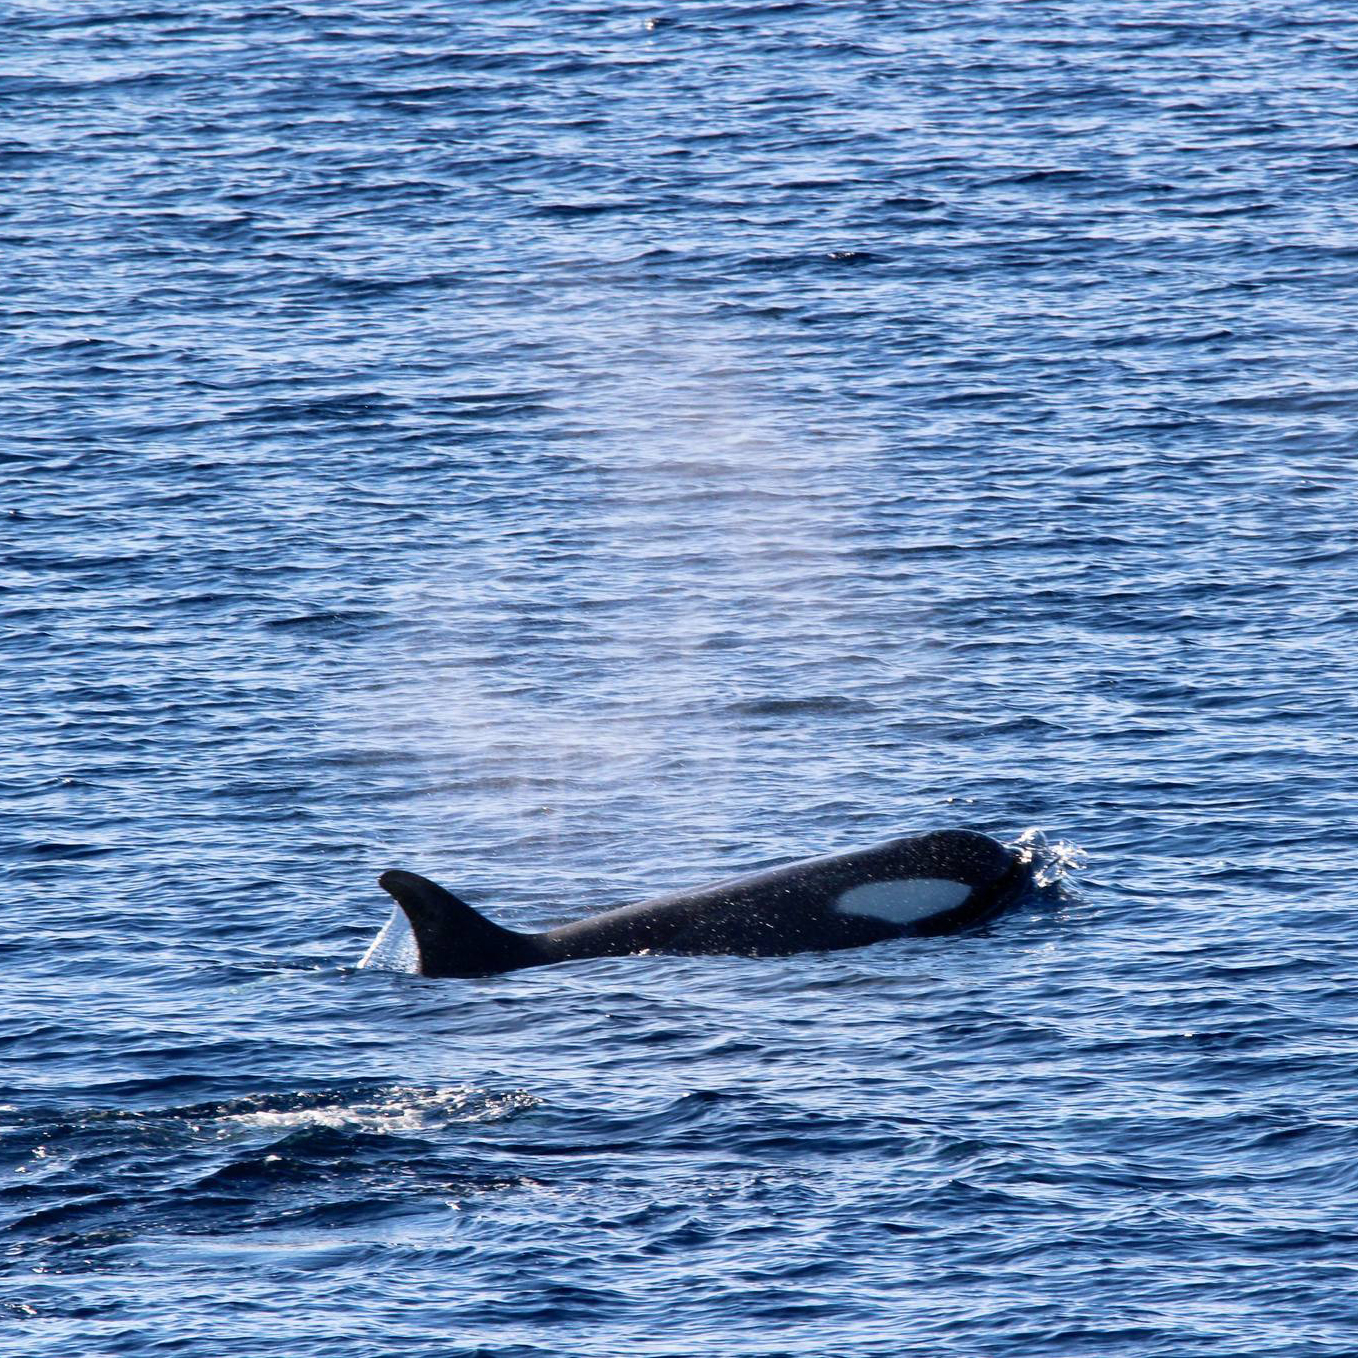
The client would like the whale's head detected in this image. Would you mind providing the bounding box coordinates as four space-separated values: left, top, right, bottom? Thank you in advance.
834 829 1028 934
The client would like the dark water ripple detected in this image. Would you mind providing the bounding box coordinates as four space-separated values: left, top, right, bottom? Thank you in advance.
5 2 1358 1354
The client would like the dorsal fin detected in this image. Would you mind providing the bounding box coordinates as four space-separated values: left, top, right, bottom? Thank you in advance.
378 871 537 977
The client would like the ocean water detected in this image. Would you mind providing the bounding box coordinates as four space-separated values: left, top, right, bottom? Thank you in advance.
4 2 1358 1354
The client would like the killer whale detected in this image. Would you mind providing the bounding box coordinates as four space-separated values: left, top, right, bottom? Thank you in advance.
375 828 1029 978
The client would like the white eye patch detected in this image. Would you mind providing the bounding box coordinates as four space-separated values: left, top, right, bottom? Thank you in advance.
835 878 972 924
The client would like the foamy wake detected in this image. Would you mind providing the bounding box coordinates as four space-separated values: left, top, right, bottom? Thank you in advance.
214 1086 538 1136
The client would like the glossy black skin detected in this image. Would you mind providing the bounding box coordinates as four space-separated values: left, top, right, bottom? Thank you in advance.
378 829 1029 979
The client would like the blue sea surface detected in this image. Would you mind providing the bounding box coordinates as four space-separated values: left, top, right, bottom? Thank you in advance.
4 2 1358 1354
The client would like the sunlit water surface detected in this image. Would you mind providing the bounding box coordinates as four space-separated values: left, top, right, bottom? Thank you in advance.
5 3 1358 1355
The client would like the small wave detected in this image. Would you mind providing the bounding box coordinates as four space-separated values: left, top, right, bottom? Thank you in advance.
988 167 1097 186
12 841 115 860
261 610 385 633
727 695 872 717
534 201 631 218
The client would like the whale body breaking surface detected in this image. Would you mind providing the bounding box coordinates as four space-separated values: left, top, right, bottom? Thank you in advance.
364 828 1030 978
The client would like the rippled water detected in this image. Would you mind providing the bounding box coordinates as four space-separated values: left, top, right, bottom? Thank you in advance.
5 3 1358 1354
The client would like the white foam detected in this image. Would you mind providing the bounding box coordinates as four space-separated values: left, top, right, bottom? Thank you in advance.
836 877 972 924
215 1087 537 1136
1011 827 1086 888
358 905 420 973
